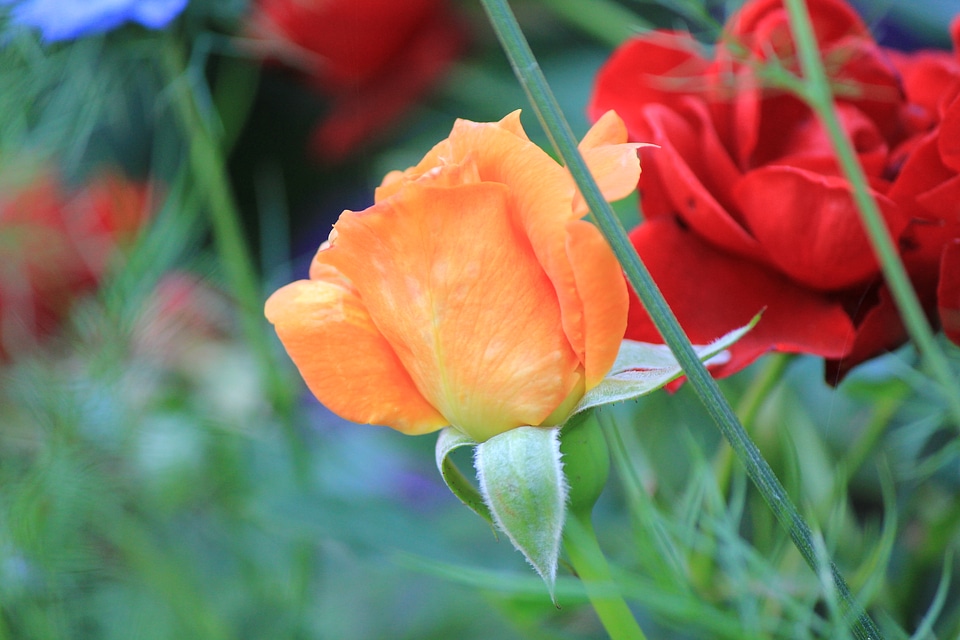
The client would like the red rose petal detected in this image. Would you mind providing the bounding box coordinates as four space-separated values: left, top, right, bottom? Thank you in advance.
592 0 959 377
756 102 887 176
309 6 463 161
952 15 960 57
734 166 906 290
254 0 439 88
824 284 909 382
940 239 960 345
890 131 955 213
916 175 960 224
589 31 712 130
940 92 960 173
635 146 674 220
626 216 855 378
886 49 958 121
748 94 815 168
637 103 762 260
725 0 869 59
828 36 905 141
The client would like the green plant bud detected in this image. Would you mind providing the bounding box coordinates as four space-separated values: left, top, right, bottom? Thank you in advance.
560 409 610 517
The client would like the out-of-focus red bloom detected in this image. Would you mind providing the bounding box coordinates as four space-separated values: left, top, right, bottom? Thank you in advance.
132 271 234 367
0 170 151 358
589 0 960 381
247 0 465 162
887 18 960 346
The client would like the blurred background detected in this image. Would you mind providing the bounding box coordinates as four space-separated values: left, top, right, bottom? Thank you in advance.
1 0 960 638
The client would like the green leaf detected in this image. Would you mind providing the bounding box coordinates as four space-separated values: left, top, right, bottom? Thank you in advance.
573 314 761 415
435 427 493 526
474 426 567 601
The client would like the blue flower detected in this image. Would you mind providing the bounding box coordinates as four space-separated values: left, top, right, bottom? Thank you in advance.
2 0 189 41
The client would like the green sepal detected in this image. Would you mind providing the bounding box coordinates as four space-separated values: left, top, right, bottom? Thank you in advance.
474 426 567 601
572 313 761 415
435 427 493 527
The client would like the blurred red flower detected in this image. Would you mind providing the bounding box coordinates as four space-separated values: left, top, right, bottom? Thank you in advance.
132 271 235 368
247 0 465 162
590 0 960 380
887 18 960 347
0 170 151 358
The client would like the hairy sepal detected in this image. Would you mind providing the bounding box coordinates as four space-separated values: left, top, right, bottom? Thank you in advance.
474 426 567 602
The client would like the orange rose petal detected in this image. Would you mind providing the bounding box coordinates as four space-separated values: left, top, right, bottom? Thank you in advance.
376 169 407 201
320 182 581 441
574 111 643 216
265 277 448 435
369 113 635 392
374 138 454 203
440 119 590 360
377 111 530 206
494 109 528 138
565 219 630 388
308 253 346 282
580 109 628 149
573 144 644 217
441 115 637 380
447 118 571 216
465 114 636 372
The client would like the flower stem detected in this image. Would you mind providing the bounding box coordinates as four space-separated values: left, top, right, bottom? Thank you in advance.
160 38 305 477
598 411 688 582
839 386 908 489
702 353 792 591
563 511 648 640
161 41 266 377
478 1 883 638
782 0 960 430
714 353 793 495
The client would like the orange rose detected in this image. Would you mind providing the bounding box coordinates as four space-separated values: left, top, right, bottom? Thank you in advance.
265 111 639 441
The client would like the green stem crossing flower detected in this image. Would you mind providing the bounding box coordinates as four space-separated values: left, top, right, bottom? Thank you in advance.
782 0 960 430
478 1 883 638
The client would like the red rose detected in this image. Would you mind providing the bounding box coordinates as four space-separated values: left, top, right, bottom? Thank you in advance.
247 0 465 162
887 18 960 345
590 0 958 380
0 170 151 358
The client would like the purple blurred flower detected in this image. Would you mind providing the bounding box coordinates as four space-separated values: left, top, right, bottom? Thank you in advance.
2 0 188 41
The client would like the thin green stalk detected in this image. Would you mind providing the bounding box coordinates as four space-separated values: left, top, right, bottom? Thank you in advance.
160 39 304 475
161 40 266 369
479 1 882 638
102 508 232 640
714 353 793 495
700 353 792 593
782 0 960 430
599 411 690 586
563 512 648 640
211 55 261 153
919 500 960 567
736 354 793 431
538 0 649 48
840 389 908 488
